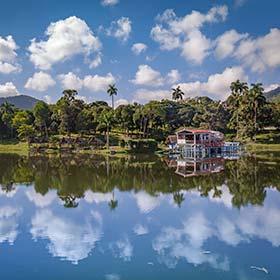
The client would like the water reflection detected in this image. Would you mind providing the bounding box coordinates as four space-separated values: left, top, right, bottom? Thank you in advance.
0 153 280 279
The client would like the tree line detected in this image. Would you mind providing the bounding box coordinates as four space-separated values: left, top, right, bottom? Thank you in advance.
0 80 280 144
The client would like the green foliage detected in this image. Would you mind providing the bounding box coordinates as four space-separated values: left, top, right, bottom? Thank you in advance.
1 80 279 145
127 139 158 153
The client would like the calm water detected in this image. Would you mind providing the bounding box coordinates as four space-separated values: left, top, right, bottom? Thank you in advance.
0 152 280 280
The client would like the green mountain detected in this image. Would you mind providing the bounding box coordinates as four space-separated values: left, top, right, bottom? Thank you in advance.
265 86 280 103
0 95 41 110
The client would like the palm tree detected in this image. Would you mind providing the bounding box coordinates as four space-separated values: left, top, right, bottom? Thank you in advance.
229 80 249 137
250 83 266 141
108 190 118 211
100 110 114 149
173 191 185 208
107 84 118 110
172 86 184 101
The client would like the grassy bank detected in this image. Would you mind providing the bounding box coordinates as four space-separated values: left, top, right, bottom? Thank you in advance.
245 143 280 152
0 140 29 156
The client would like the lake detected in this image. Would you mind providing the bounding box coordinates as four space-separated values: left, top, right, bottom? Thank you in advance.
0 152 279 279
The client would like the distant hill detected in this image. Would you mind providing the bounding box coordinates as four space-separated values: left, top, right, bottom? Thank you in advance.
0 95 41 110
265 86 280 103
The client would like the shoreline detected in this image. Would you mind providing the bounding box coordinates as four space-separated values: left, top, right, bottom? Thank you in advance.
1 141 280 157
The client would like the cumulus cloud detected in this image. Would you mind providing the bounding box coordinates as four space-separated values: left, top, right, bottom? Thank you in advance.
215 29 248 59
216 28 280 73
83 73 116 92
131 43 147 55
134 88 170 103
28 16 102 70
58 72 84 90
133 191 163 213
84 191 112 204
25 188 57 208
106 17 132 42
236 28 280 72
115 98 129 107
133 224 149 235
151 5 228 64
153 212 229 270
131 65 164 87
58 72 116 92
0 206 21 245
0 82 20 97
0 35 21 74
30 209 102 264
177 66 247 100
110 237 133 261
101 0 119 6
25 71 56 92
166 69 181 84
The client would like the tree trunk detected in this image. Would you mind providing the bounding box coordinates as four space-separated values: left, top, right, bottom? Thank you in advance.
106 126 110 150
112 95 114 110
254 101 257 142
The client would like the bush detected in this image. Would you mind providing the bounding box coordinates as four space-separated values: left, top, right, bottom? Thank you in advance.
126 139 158 153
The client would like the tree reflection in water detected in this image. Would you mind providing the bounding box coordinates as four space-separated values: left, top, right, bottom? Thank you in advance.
0 152 279 209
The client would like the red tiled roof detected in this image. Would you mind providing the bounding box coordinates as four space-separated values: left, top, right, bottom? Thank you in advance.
176 128 212 134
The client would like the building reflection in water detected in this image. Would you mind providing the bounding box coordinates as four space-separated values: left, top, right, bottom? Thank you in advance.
166 153 240 178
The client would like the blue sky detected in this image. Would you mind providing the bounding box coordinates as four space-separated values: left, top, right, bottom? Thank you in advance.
0 0 279 104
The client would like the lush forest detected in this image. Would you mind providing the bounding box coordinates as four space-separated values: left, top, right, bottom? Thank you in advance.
1 80 280 146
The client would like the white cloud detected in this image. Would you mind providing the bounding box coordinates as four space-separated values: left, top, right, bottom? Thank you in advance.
166 69 181 84
151 5 228 64
58 72 84 90
28 16 102 70
25 188 57 208
0 82 20 97
83 73 116 92
0 35 21 74
110 237 133 261
153 212 229 270
115 98 129 107
57 72 116 92
264 83 280 92
150 25 180 51
25 71 56 92
106 17 132 42
215 29 248 59
131 43 147 55
101 0 119 6
84 191 112 204
0 206 21 245
181 30 211 64
133 224 149 235
43 95 52 104
30 209 102 264
89 53 102 68
131 65 164 87
178 66 247 100
133 191 163 213
134 88 170 103
218 28 280 73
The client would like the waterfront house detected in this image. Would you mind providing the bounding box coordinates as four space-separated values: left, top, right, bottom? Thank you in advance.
176 128 224 147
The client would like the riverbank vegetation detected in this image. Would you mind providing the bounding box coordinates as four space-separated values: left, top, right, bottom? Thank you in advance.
0 80 280 154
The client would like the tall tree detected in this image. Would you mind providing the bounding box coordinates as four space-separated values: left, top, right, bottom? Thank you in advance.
33 101 51 139
250 83 266 141
172 86 184 101
228 80 249 137
107 84 118 110
100 109 115 149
